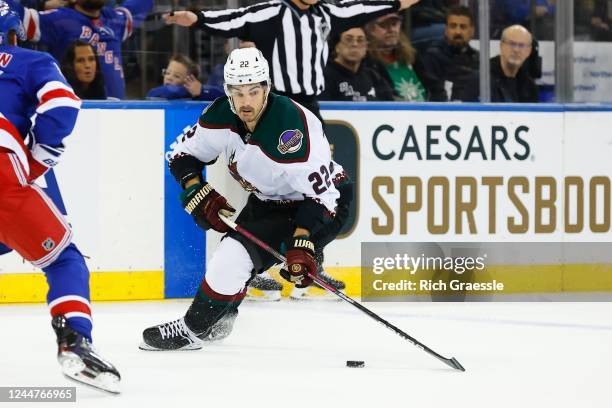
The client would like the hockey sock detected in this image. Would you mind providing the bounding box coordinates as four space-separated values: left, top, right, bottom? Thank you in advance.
43 243 92 342
184 277 245 335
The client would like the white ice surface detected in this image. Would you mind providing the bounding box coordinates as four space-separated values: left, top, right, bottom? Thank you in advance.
1 300 611 407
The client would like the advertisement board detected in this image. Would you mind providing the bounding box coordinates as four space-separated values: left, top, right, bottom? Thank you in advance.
1 102 610 302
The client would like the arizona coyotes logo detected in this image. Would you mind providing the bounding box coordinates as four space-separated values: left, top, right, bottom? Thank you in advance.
277 129 303 154
227 151 260 193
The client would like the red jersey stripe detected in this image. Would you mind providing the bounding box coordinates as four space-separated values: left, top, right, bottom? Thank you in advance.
38 89 80 106
50 300 92 317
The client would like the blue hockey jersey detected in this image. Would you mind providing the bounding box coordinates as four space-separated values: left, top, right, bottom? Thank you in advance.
146 84 225 101
0 45 80 175
9 0 152 99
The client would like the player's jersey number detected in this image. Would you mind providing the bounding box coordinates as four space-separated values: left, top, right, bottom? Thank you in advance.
308 165 332 194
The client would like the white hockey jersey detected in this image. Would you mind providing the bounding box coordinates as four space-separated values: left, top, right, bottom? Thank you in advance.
169 93 340 215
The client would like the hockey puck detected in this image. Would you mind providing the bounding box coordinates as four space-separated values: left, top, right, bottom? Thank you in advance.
346 360 365 368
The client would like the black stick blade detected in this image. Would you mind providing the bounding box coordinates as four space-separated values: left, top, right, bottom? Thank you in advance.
446 357 466 371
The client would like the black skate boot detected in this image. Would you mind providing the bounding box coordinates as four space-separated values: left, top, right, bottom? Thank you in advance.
313 249 345 291
142 278 244 350
141 309 239 349
246 272 282 301
52 315 121 394
202 308 239 342
140 317 204 351
317 266 346 291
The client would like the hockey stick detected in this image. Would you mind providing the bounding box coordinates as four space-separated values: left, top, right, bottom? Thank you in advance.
219 214 465 372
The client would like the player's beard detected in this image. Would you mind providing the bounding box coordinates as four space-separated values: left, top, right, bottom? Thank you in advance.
78 0 106 11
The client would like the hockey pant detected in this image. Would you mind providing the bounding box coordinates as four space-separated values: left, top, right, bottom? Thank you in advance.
185 194 311 333
0 152 92 340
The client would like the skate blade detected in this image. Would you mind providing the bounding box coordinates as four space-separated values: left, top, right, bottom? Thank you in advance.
138 341 203 351
290 287 343 301
246 288 281 302
60 357 120 394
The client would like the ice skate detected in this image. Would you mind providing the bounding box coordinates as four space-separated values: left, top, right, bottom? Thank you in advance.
246 272 282 301
52 315 121 394
140 317 204 351
202 309 239 342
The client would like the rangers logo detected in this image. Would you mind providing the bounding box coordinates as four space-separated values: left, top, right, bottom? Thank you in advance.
277 129 303 154
80 26 93 39
42 238 56 252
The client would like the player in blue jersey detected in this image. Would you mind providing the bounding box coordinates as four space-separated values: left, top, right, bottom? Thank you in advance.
8 0 152 99
0 2 120 393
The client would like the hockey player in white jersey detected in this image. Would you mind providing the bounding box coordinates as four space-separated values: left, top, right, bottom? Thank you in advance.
141 47 341 350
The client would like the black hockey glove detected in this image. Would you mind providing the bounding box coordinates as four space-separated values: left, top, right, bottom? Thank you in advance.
180 183 235 233
334 180 353 227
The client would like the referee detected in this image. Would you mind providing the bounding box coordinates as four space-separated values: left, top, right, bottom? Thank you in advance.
165 0 421 119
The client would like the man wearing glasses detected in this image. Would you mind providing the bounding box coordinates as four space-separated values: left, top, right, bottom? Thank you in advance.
491 24 539 102
321 27 394 101
146 54 224 101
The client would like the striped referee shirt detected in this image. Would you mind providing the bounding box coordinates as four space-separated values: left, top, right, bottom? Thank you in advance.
194 0 400 96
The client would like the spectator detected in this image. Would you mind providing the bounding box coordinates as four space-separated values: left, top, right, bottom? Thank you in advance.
321 27 394 101
491 0 556 40
164 0 421 121
60 40 106 100
20 0 70 11
9 0 153 99
206 40 233 89
365 12 426 101
418 5 479 101
470 25 538 103
409 0 448 48
591 0 612 41
206 60 225 90
146 54 224 101
207 39 256 90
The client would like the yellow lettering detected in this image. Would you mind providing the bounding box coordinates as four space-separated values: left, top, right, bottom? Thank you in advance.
372 176 394 235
